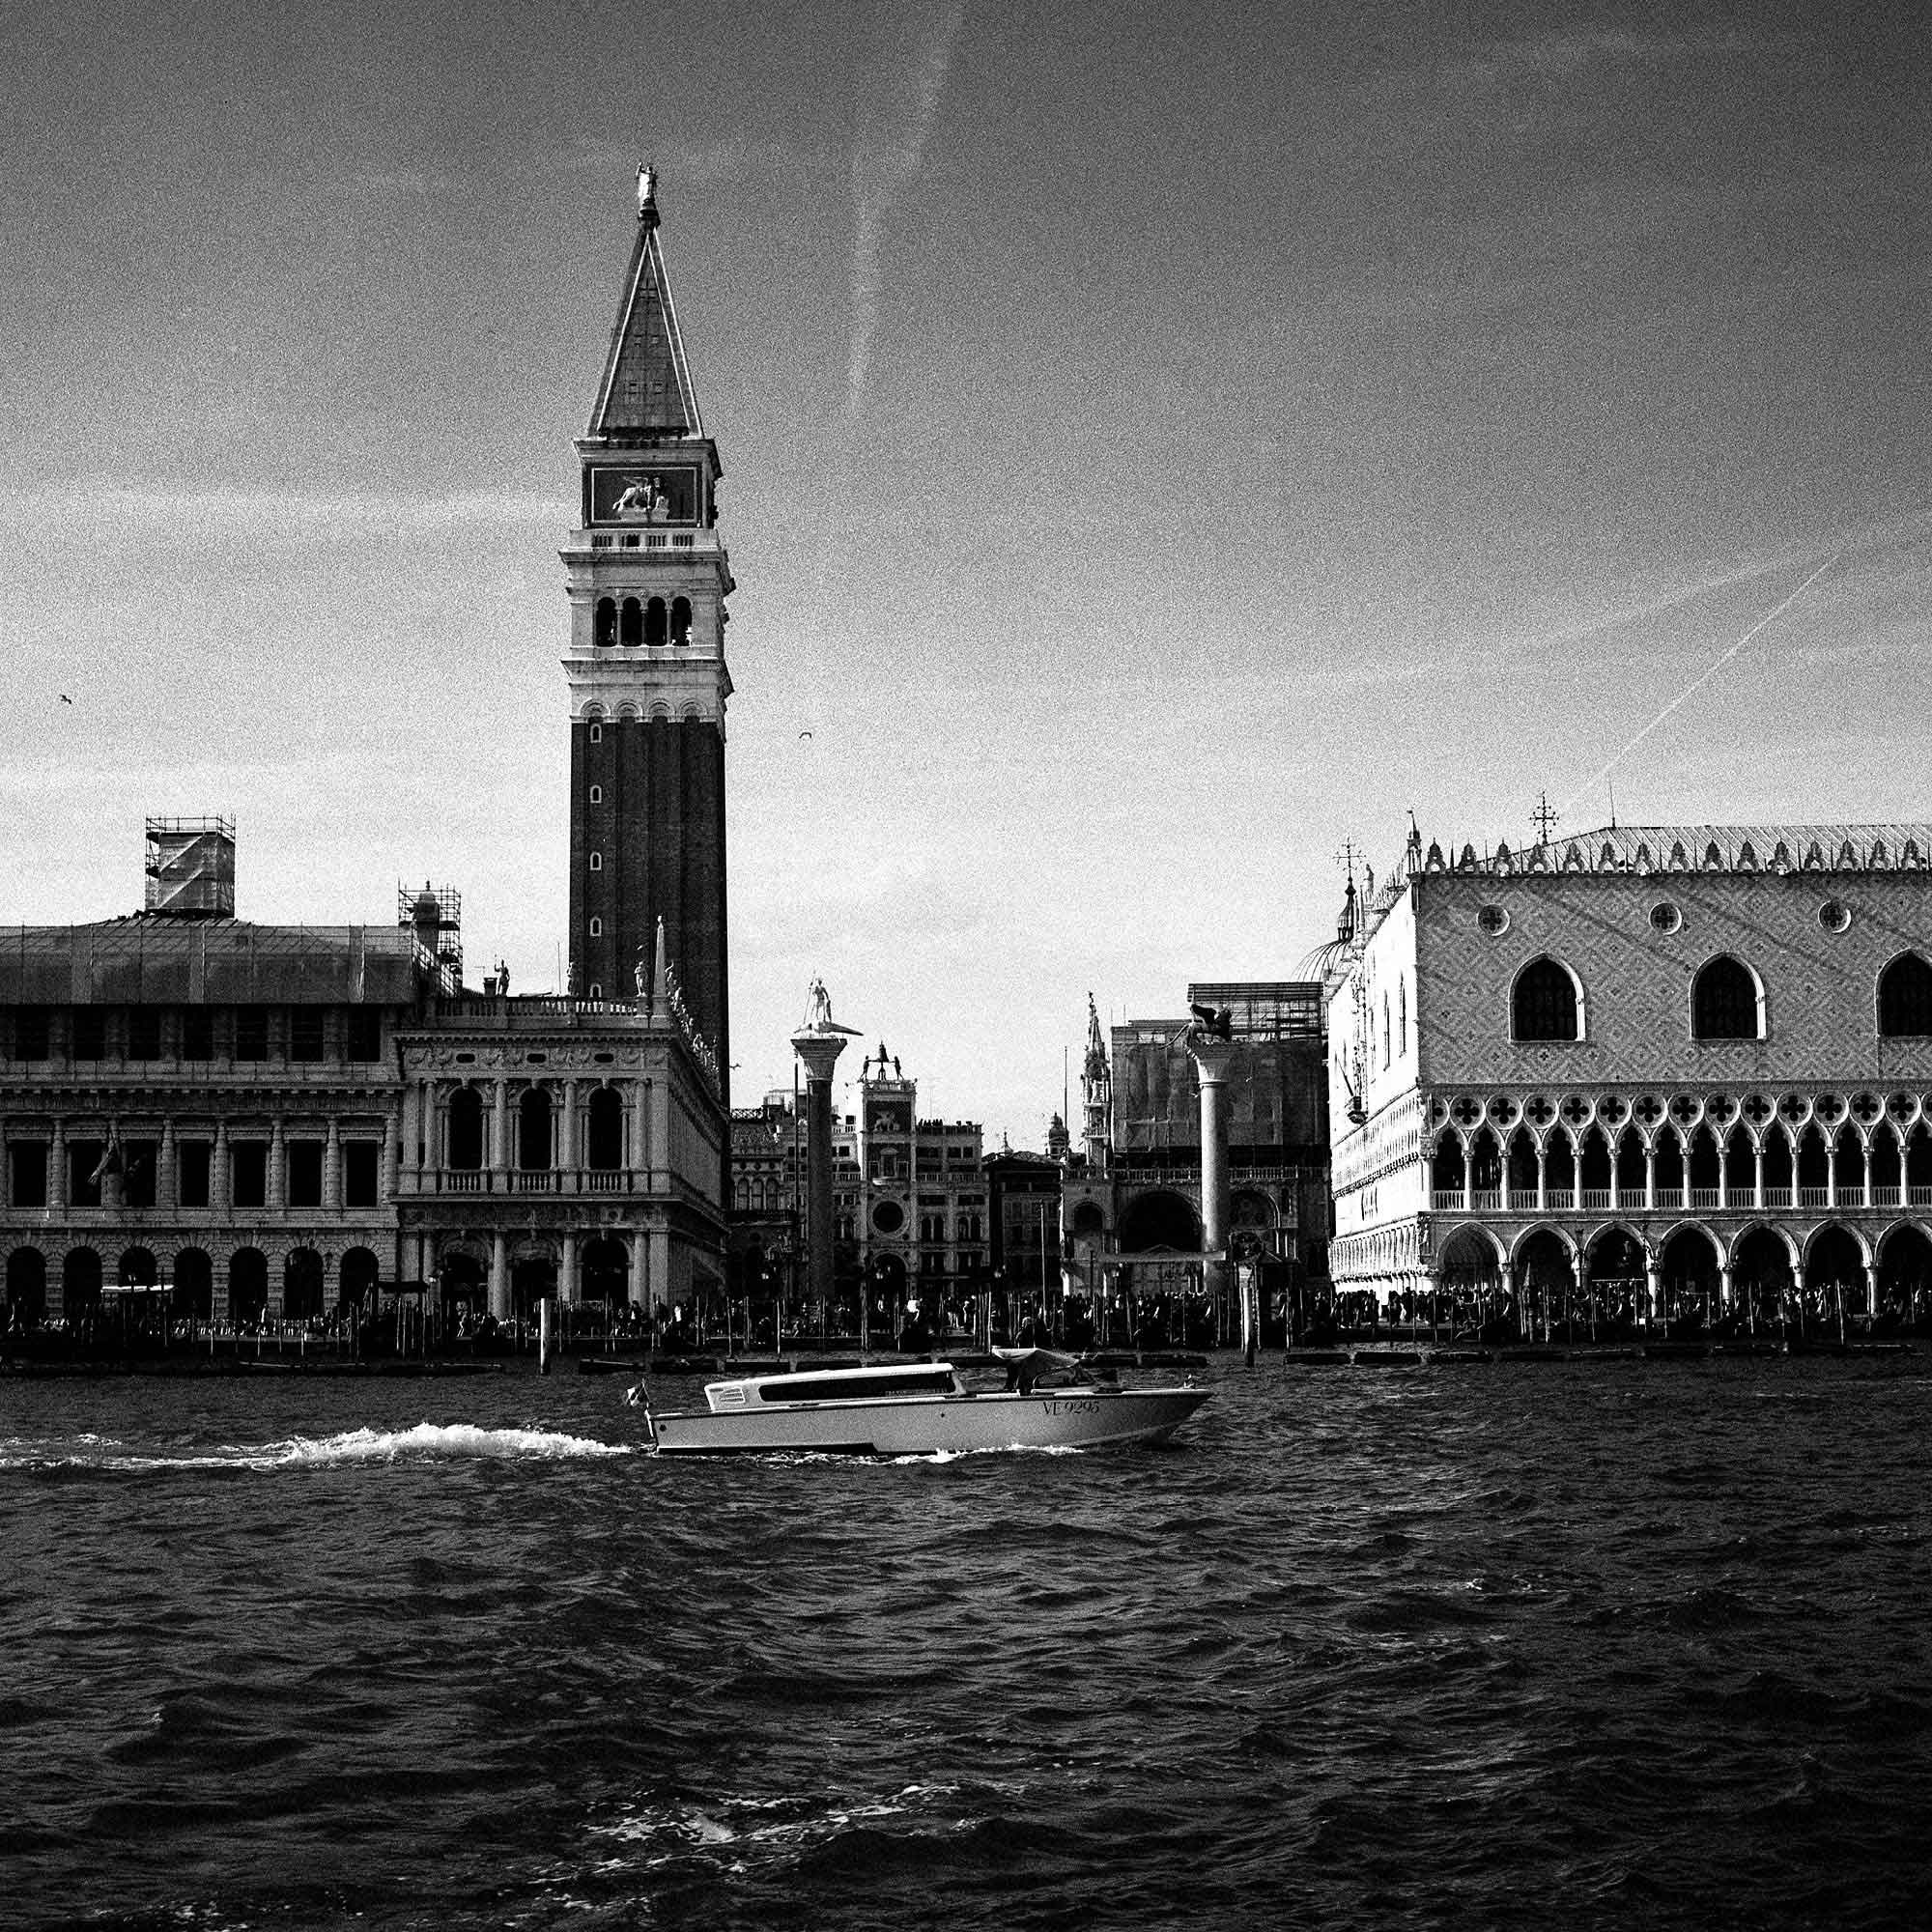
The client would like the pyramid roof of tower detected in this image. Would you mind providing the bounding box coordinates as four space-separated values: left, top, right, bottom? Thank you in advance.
586 194 704 440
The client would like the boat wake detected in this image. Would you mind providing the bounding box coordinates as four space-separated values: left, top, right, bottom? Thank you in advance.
0 1421 635 1473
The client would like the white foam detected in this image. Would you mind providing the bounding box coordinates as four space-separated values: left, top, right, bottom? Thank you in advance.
255 1421 633 1467
0 1421 635 1473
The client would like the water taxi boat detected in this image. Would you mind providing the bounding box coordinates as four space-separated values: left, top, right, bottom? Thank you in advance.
639 1350 1210 1457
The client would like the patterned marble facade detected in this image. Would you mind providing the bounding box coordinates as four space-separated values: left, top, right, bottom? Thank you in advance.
1327 823 1932 1323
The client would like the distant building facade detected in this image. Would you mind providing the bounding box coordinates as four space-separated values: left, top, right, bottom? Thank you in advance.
829 1045 983 1335
984 1147 1063 1331
0 894 723 1327
1063 984 1331 1332
1327 823 1932 1326
721 1050 988 1341
725 1090 801 1321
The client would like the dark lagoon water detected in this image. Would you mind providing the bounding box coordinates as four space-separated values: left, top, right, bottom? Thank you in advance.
5 1352 1932 1931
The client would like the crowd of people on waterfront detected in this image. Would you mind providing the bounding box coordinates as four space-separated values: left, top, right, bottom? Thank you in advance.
11 1272 1924 1365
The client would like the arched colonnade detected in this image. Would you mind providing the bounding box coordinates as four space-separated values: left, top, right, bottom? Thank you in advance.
1413 1216 1932 1336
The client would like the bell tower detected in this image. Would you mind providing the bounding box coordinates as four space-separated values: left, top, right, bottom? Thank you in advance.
562 167 732 1085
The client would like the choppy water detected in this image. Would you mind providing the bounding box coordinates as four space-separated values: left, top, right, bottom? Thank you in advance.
5 1354 1932 1930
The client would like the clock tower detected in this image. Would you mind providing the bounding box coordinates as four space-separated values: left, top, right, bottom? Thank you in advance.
562 168 732 1088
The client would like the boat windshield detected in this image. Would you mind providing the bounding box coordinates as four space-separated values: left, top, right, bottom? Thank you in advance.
734 1366 959 1406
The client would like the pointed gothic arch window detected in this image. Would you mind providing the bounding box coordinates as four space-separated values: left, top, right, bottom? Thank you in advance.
670 595 692 645
644 597 668 647
1397 977 1407 1056
1878 952 1932 1037
1511 957 1581 1041
619 597 642 646
1692 956 1763 1039
594 597 616 647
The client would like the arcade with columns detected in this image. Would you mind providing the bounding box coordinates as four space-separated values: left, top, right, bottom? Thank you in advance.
1328 821 1932 1331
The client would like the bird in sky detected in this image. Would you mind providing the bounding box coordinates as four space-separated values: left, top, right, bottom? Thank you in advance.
58 694 72 705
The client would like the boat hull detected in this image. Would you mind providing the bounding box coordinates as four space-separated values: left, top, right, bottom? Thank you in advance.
649 1386 1210 1457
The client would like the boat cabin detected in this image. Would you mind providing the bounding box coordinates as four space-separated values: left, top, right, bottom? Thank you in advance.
702 1363 963 1412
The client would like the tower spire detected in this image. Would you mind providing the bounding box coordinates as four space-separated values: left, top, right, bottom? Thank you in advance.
563 177 733 1093
588 171 702 439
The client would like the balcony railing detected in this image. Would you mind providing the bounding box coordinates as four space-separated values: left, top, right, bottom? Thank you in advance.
399 1167 647 1197
1405 1179 1932 1223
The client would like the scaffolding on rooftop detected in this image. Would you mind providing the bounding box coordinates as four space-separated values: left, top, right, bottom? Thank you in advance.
144 815 236 919
398 881 464 992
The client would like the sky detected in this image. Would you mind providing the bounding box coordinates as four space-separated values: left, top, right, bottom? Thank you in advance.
4 0 1930 1149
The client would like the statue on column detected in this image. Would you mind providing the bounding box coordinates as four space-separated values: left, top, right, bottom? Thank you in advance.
806 976 835 1030
1188 1001 1233 1040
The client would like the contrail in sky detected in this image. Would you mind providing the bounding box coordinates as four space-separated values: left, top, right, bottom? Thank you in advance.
1559 552 1840 815
846 3 965 420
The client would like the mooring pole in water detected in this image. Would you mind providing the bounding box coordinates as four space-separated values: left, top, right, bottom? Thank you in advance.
539 1296 553 1376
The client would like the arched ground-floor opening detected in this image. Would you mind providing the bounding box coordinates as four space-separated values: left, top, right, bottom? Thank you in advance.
438 1249 487 1317
6 1247 47 1326
229 1247 269 1328
582 1236 629 1305
284 1248 326 1321
867 1251 909 1345
63 1246 103 1322
1117 1189 1202 1255
1729 1226 1796 1332
1877 1224 1932 1332
1516 1228 1576 1342
1659 1226 1720 1336
172 1247 213 1321
1426 1227 1504 1339
340 1247 381 1303
118 1245 158 1287
1804 1224 1867 1338
511 1251 556 1321
1585 1227 1647 1337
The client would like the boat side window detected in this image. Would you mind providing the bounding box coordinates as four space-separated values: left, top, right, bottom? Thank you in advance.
753 1369 955 1404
